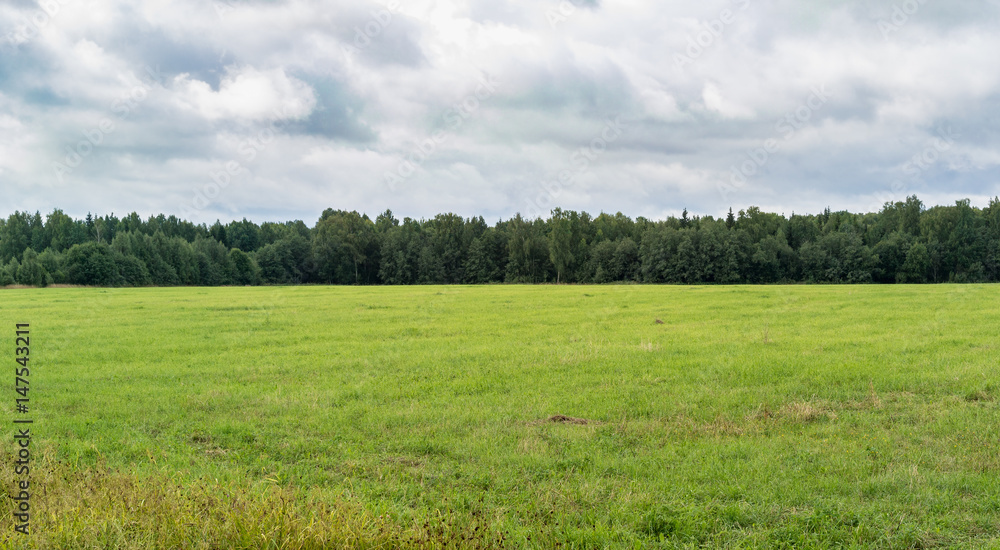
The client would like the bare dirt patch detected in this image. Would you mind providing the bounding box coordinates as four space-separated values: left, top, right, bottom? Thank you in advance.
528 414 597 426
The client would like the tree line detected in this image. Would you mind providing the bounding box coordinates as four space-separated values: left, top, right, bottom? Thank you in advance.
1 196 999 287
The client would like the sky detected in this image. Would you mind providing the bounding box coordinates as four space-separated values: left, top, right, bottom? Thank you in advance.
2 0 1000 226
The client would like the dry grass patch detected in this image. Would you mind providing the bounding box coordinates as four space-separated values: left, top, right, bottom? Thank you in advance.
664 414 754 438
0 448 505 549
779 401 838 423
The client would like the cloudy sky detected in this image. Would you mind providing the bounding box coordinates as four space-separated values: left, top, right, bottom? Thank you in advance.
2 0 1000 225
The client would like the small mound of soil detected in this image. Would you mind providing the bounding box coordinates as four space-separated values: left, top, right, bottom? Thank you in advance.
547 415 590 425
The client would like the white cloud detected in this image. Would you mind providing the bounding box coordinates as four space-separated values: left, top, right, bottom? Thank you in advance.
701 82 754 119
172 66 316 122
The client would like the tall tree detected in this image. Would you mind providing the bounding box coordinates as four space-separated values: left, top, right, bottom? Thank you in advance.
229 249 260 285
548 208 574 284
313 210 377 284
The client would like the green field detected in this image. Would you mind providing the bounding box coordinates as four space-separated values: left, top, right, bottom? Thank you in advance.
1 285 999 548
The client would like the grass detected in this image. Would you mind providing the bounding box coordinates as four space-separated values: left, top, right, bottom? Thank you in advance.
1 284 1000 548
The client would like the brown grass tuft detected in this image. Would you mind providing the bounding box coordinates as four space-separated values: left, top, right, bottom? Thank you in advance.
868 380 882 409
779 401 837 423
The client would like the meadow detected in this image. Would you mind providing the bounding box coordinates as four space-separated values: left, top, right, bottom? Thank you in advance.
1 284 999 548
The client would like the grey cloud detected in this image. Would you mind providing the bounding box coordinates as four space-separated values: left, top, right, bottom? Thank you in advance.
5 0 1000 225
285 75 375 141
107 24 230 89
332 3 426 67
491 59 637 143
22 87 70 106
0 44 53 90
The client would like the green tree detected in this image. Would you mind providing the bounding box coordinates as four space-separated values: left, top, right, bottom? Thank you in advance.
786 214 819 250
229 249 260 285
375 209 399 234
255 237 309 284
944 199 985 281
0 258 17 286
256 243 285 284
872 231 911 283
45 209 87 252
504 214 548 283
193 236 235 286
898 242 930 283
612 238 640 282
799 241 829 282
549 208 574 284
37 248 66 284
751 232 794 283
417 244 445 284
422 213 467 283
378 218 422 285
464 227 506 284
115 254 152 286
589 240 617 283
226 218 261 252
0 211 32 263
209 220 227 245
639 226 682 283
313 210 377 284
152 232 199 285
15 249 47 287
64 242 124 286
900 195 923 236
593 212 636 242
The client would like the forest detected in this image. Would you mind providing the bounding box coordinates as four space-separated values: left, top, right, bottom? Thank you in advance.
1 195 998 287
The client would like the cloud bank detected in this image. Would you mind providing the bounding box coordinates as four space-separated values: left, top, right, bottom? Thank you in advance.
2 0 999 224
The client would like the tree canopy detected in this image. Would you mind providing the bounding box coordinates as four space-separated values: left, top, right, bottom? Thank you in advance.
3 197 1000 287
